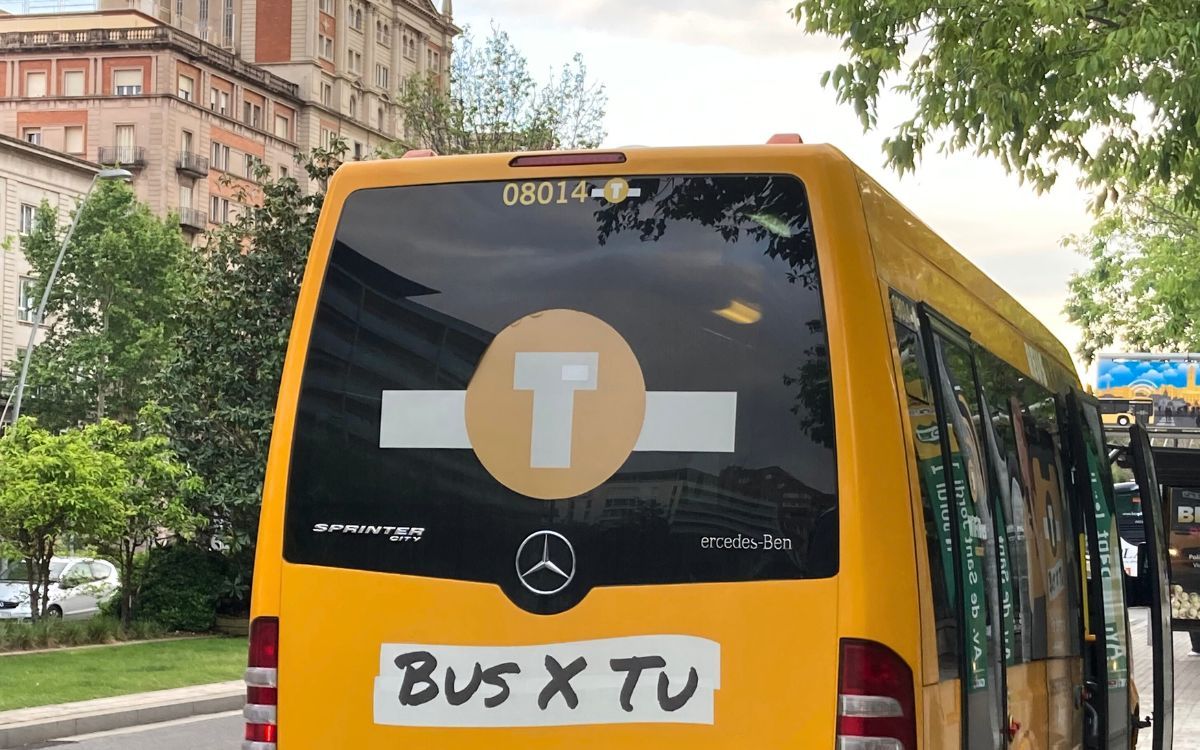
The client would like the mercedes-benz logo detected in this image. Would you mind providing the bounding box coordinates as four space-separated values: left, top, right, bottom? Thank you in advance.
515 530 576 595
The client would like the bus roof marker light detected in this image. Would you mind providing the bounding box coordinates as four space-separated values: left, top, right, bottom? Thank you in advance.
509 152 627 167
402 149 437 158
767 133 803 144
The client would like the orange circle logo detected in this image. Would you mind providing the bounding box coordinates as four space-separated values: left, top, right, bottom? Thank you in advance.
464 309 646 500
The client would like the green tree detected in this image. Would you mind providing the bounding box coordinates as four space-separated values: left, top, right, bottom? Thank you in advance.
790 1 1200 208
1065 187 1200 360
14 181 194 427
392 23 607 155
165 144 343 602
0 417 125 621
87 405 201 626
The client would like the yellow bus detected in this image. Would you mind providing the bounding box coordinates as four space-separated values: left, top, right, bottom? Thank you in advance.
244 139 1173 749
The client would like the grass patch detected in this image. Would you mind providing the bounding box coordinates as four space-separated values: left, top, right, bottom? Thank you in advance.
0 637 246 711
0 617 168 653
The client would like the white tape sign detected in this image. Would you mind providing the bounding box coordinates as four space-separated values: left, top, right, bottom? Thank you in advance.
373 635 721 727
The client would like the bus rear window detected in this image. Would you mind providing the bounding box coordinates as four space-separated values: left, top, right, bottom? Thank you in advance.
283 174 838 610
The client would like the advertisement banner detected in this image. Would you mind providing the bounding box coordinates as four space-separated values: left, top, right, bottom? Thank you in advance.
1095 354 1200 427
1170 487 1200 628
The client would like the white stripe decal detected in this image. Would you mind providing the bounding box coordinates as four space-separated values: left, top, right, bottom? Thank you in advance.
378 390 737 453
633 392 737 452
379 391 469 448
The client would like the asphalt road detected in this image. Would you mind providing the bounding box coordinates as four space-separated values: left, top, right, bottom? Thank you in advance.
22 711 241 749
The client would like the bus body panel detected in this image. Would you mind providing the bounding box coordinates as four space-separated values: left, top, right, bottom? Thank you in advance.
276 566 839 746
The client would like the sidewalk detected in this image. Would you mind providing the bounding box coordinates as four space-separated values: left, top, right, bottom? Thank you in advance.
0 680 243 749
1129 607 1200 749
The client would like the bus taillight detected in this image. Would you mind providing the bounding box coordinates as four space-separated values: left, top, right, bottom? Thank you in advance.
836 639 916 750
244 616 279 749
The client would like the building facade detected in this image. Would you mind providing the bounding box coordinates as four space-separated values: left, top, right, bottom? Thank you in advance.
0 11 305 235
0 134 98 382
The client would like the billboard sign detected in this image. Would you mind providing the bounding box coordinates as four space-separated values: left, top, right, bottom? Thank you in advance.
1095 354 1200 428
1170 488 1200 627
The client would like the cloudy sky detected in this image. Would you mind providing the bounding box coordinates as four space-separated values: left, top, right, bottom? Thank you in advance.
457 1 1098 378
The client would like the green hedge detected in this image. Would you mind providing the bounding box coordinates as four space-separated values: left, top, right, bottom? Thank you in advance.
134 545 229 632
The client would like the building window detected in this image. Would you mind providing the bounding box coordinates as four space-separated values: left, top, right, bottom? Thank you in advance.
19 204 37 235
210 88 230 114
321 81 333 106
181 129 193 153
347 49 362 73
319 34 334 60
64 126 84 154
22 128 41 145
353 141 363 160
350 4 363 30
318 0 333 13
426 49 433 70
115 124 136 161
18 277 38 322
113 69 143 96
243 100 262 128
403 32 415 60
279 164 289 179
210 195 230 224
63 69 84 96
348 95 357 119
376 20 390 45
25 71 47 97
375 64 389 90
377 106 385 129
178 74 194 101
245 153 261 179
210 141 230 170
321 127 336 149
179 182 193 209
273 113 290 138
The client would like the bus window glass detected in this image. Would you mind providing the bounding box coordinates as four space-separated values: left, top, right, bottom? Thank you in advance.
1012 383 1081 660
894 319 959 680
975 350 1037 665
283 175 838 611
1076 403 1131 742
932 335 1003 749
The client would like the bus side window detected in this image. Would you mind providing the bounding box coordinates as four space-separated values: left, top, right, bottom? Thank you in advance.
894 320 960 681
1014 383 1082 660
931 335 1005 749
974 351 1039 666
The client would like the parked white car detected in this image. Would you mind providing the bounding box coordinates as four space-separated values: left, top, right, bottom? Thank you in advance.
0 556 120 621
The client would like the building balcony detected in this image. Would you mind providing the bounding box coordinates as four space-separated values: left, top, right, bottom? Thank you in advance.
178 207 208 231
176 151 209 176
98 146 146 167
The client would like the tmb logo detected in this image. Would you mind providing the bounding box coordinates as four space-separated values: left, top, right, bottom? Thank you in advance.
379 309 737 499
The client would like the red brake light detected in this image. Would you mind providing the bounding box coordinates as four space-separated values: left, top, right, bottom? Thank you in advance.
249 616 279 668
245 616 279 748
509 152 627 167
836 639 917 750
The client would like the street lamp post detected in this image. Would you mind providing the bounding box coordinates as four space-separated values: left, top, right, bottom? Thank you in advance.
2 168 133 428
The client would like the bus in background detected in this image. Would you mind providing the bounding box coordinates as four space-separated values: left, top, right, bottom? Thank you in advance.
245 139 1173 749
1101 397 1155 427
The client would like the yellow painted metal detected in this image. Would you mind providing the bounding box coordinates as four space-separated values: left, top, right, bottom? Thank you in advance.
250 143 1093 748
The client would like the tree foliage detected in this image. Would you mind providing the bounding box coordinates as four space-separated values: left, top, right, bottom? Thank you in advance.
86 405 200 626
790 1 1200 208
164 145 342 593
1065 187 1200 360
13 181 193 427
393 23 607 155
0 418 125 621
